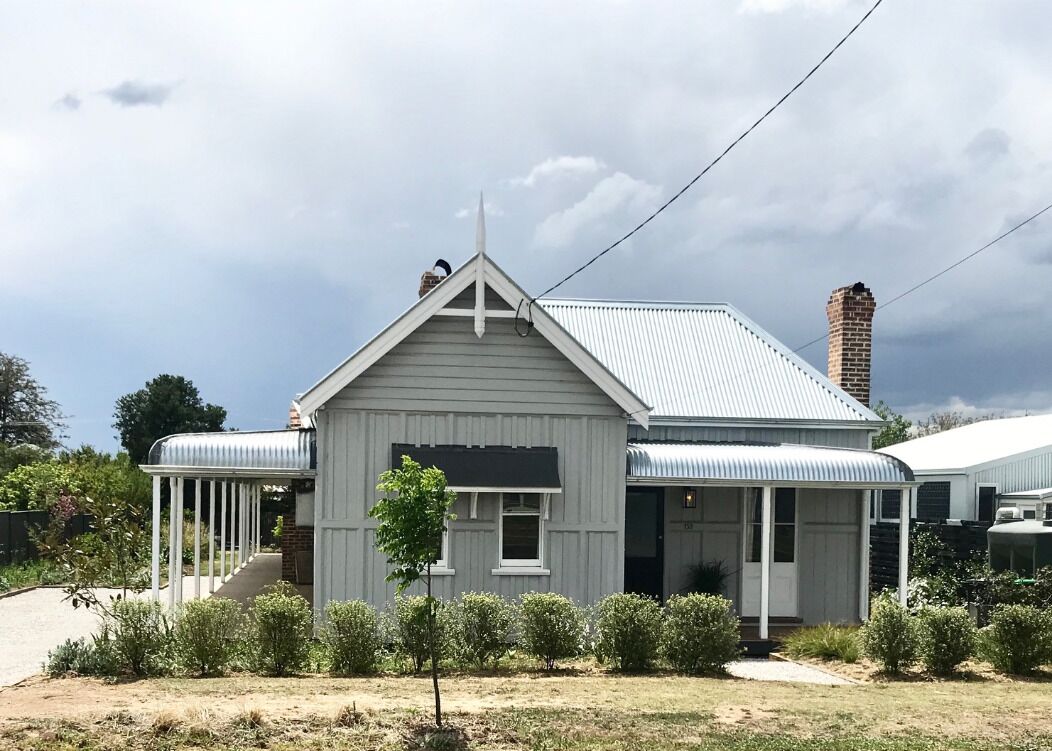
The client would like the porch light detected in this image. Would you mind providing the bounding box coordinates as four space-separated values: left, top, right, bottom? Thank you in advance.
683 487 697 509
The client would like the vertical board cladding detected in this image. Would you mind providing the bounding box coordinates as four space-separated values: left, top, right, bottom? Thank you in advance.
315 409 626 610
974 450 1052 503
797 487 862 624
662 486 742 608
629 423 873 450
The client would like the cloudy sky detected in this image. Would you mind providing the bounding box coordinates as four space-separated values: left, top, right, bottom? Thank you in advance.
3 1 1051 450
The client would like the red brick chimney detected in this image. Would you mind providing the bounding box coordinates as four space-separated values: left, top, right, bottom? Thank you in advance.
287 401 303 430
418 259 452 298
826 282 876 407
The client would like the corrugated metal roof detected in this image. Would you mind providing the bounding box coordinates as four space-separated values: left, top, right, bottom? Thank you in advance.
1000 487 1052 501
540 299 878 423
880 414 1052 473
627 442 914 486
145 429 316 476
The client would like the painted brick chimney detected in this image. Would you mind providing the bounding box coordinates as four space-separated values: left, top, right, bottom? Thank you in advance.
826 282 876 407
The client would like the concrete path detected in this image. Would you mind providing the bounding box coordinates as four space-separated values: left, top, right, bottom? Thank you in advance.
727 657 853 685
0 554 286 688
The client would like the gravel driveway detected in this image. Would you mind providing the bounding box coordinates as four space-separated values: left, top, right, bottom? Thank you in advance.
727 657 854 685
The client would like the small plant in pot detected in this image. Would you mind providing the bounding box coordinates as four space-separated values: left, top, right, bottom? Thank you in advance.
684 560 730 596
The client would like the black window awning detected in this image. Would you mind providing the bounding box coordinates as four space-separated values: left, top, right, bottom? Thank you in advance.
391 445 561 492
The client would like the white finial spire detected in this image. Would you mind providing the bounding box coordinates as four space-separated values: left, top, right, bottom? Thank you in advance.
475 192 486 258
474 191 487 338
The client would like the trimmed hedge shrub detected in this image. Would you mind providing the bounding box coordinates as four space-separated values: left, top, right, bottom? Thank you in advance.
173 597 244 676
247 581 313 676
593 593 663 671
322 599 382 675
446 592 516 669
917 606 976 675
392 595 447 673
109 599 171 676
519 592 585 670
980 604 1052 675
861 594 918 675
783 623 860 663
661 593 740 674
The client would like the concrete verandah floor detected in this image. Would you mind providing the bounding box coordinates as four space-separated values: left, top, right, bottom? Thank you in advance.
210 552 311 606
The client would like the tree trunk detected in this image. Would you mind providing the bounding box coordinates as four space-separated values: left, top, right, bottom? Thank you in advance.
427 565 442 727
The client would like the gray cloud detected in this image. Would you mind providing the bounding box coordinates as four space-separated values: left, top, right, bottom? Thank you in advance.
100 80 177 107
965 128 1011 164
53 92 81 111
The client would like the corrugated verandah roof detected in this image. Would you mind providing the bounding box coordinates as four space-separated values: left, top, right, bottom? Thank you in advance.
627 442 915 487
143 429 316 477
540 299 879 424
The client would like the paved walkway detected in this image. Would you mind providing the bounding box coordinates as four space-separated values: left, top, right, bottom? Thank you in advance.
0 554 286 688
727 657 853 685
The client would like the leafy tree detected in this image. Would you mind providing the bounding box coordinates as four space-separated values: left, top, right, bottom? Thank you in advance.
871 401 913 450
0 352 65 450
0 460 82 511
113 375 227 463
369 455 456 727
0 442 52 480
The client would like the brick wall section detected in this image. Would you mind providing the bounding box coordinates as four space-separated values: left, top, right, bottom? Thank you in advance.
280 514 313 583
419 270 443 297
826 282 876 407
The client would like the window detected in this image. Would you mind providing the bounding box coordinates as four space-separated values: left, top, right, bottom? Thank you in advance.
977 485 997 523
745 488 796 563
500 493 542 567
880 489 902 521
917 482 951 522
432 528 449 570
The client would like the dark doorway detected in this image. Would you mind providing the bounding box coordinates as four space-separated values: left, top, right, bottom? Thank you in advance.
624 488 664 600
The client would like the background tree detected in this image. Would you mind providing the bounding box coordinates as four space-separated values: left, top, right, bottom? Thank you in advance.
0 352 65 450
916 410 1000 437
113 374 227 463
370 455 456 728
871 401 913 450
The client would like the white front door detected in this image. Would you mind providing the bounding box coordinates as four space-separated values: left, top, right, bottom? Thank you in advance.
741 488 798 618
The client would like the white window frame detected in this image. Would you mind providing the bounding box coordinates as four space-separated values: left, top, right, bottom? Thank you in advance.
430 523 455 576
493 492 548 574
877 488 906 524
976 483 999 523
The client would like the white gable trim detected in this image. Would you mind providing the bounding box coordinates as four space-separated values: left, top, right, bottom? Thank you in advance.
297 255 651 427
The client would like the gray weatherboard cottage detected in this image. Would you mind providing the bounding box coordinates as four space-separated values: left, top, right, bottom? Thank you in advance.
143 223 917 640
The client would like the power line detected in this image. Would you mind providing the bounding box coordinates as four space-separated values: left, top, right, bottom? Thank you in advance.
524 0 885 312
792 200 1052 354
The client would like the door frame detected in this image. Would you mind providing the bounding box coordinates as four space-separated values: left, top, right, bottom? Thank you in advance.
624 486 665 600
740 487 800 618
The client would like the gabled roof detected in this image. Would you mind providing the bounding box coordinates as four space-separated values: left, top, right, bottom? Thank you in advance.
540 299 879 424
297 255 651 427
880 414 1052 474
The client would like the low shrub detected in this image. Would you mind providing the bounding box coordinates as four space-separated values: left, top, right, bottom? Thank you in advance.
917 606 976 675
322 599 382 675
173 597 244 676
45 632 119 677
518 592 585 670
247 581 313 676
783 623 860 663
392 595 447 673
592 593 662 671
860 594 918 675
661 593 740 674
108 599 171 676
446 592 516 669
980 604 1052 675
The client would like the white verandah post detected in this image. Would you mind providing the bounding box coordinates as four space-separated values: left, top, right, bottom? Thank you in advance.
759 486 773 641
255 484 262 555
167 476 178 609
208 480 216 594
859 490 871 621
150 475 161 602
240 482 247 569
898 485 911 607
193 478 202 599
219 480 227 584
175 476 185 605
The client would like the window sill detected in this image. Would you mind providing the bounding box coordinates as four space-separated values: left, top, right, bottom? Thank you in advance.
429 568 455 576
490 567 550 576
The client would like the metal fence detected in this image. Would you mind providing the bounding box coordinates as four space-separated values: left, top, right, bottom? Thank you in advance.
0 510 92 565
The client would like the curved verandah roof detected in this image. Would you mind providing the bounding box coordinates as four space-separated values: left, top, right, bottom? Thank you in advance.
141 429 316 478
626 441 916 488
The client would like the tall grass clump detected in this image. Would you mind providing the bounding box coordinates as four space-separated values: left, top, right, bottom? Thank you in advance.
783 624 860 663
